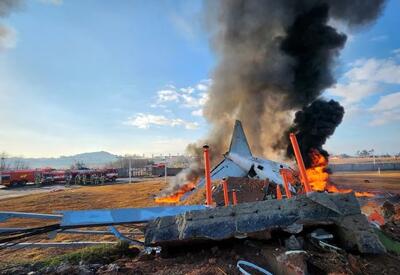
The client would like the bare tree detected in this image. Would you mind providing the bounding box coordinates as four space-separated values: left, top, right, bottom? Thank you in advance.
12 159 29 170
0 152 11 171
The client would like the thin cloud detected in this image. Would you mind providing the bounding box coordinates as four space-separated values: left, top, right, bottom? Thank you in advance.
328 81 379 106
191 109 203 116
369 92 400 126
125 113 199 130
345 58 400 84
370 92 400 112
328 54 400 126
156 89 180 103
154 79 211 112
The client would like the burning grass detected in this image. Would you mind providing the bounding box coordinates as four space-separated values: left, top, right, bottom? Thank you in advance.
154 182 196 204
306 149 374 197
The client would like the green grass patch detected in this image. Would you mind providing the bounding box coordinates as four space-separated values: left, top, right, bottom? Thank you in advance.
39 241 135 268
374 228 400 255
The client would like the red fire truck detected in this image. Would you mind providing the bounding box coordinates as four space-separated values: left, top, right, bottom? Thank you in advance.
66 168 118 185
40 170 68 184
0 169 38 187
103 168 118 182
0 168 119 187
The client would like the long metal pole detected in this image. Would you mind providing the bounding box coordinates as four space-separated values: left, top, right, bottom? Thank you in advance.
222 178 229 206
203 145 213 206
289 133 312 193
276 185 282 200
279 169 292 198
232 190 238 205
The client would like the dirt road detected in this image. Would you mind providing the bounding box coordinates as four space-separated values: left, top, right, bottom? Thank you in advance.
0 184 77 200
0 177 159 201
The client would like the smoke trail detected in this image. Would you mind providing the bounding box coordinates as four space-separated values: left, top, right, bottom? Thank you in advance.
0 0 22 51
165 0 386 192
202 0 385 160
285 99 344 167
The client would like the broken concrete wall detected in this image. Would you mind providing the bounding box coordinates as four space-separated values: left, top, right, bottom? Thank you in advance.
145 192 385 254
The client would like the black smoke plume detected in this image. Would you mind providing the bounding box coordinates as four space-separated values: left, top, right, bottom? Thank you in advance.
167 0 386 191
286 99 344 167
280 4 346 108
277 3 347 166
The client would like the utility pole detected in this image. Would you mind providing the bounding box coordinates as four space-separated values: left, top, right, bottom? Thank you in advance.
0 156 5 186
164 158 168 184
129 157 132 183
372 149 376 165
0 156 5 171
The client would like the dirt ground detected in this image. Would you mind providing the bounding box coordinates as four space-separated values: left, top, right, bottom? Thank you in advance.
329 156 400 164
0 180 166 224
0 177 153 200
0 180 167 265
331 171 400 194
1 172 400 271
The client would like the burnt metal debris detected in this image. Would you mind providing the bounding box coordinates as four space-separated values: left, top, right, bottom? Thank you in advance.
145 192 386 254
0 192 387 255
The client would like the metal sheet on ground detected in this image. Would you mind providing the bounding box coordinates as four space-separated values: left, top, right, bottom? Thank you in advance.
0 211 62 222
59 205 207 227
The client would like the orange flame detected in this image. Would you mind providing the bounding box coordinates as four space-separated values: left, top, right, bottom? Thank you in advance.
306 149 329 192
306 149 374 197
155 182 196 204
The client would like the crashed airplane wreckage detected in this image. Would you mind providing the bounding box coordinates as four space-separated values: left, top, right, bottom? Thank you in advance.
0 121 386 254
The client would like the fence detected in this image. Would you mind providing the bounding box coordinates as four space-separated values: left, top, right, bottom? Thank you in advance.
329 162 400 172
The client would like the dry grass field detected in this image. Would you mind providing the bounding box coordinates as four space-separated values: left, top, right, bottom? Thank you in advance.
329 156 400 164
1 171 400 265
0 180 167 264
331 171 400 194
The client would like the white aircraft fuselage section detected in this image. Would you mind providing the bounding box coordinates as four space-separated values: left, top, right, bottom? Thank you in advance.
227 152 288 186
181 120 294 201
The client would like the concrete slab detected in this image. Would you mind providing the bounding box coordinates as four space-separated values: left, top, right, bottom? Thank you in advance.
145 192 386 254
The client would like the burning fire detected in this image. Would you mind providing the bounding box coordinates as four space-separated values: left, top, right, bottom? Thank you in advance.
306 149 330 192
306 149 374 197
155 182 196 204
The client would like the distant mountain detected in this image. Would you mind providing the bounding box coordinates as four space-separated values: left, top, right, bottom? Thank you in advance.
6 151 119 169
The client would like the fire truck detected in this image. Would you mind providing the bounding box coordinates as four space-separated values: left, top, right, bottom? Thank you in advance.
0 168 118 187
0 169 39 187
40 170 68 185
65 168 117 185
103 168 118 182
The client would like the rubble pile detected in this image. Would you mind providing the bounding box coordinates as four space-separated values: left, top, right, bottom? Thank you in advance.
2 191 400 274
146 192 385 254
212 177 278 205
4 235 399 275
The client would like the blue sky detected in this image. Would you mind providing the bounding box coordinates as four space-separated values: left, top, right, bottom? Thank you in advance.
0 0 399 157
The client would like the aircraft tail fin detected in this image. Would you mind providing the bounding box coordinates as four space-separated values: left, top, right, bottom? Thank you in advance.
228 120 252 157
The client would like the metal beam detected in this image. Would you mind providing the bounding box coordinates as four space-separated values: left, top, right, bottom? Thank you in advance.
59 205 207 227
0 211 62 222
108 226 144 246
0 242 117 249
